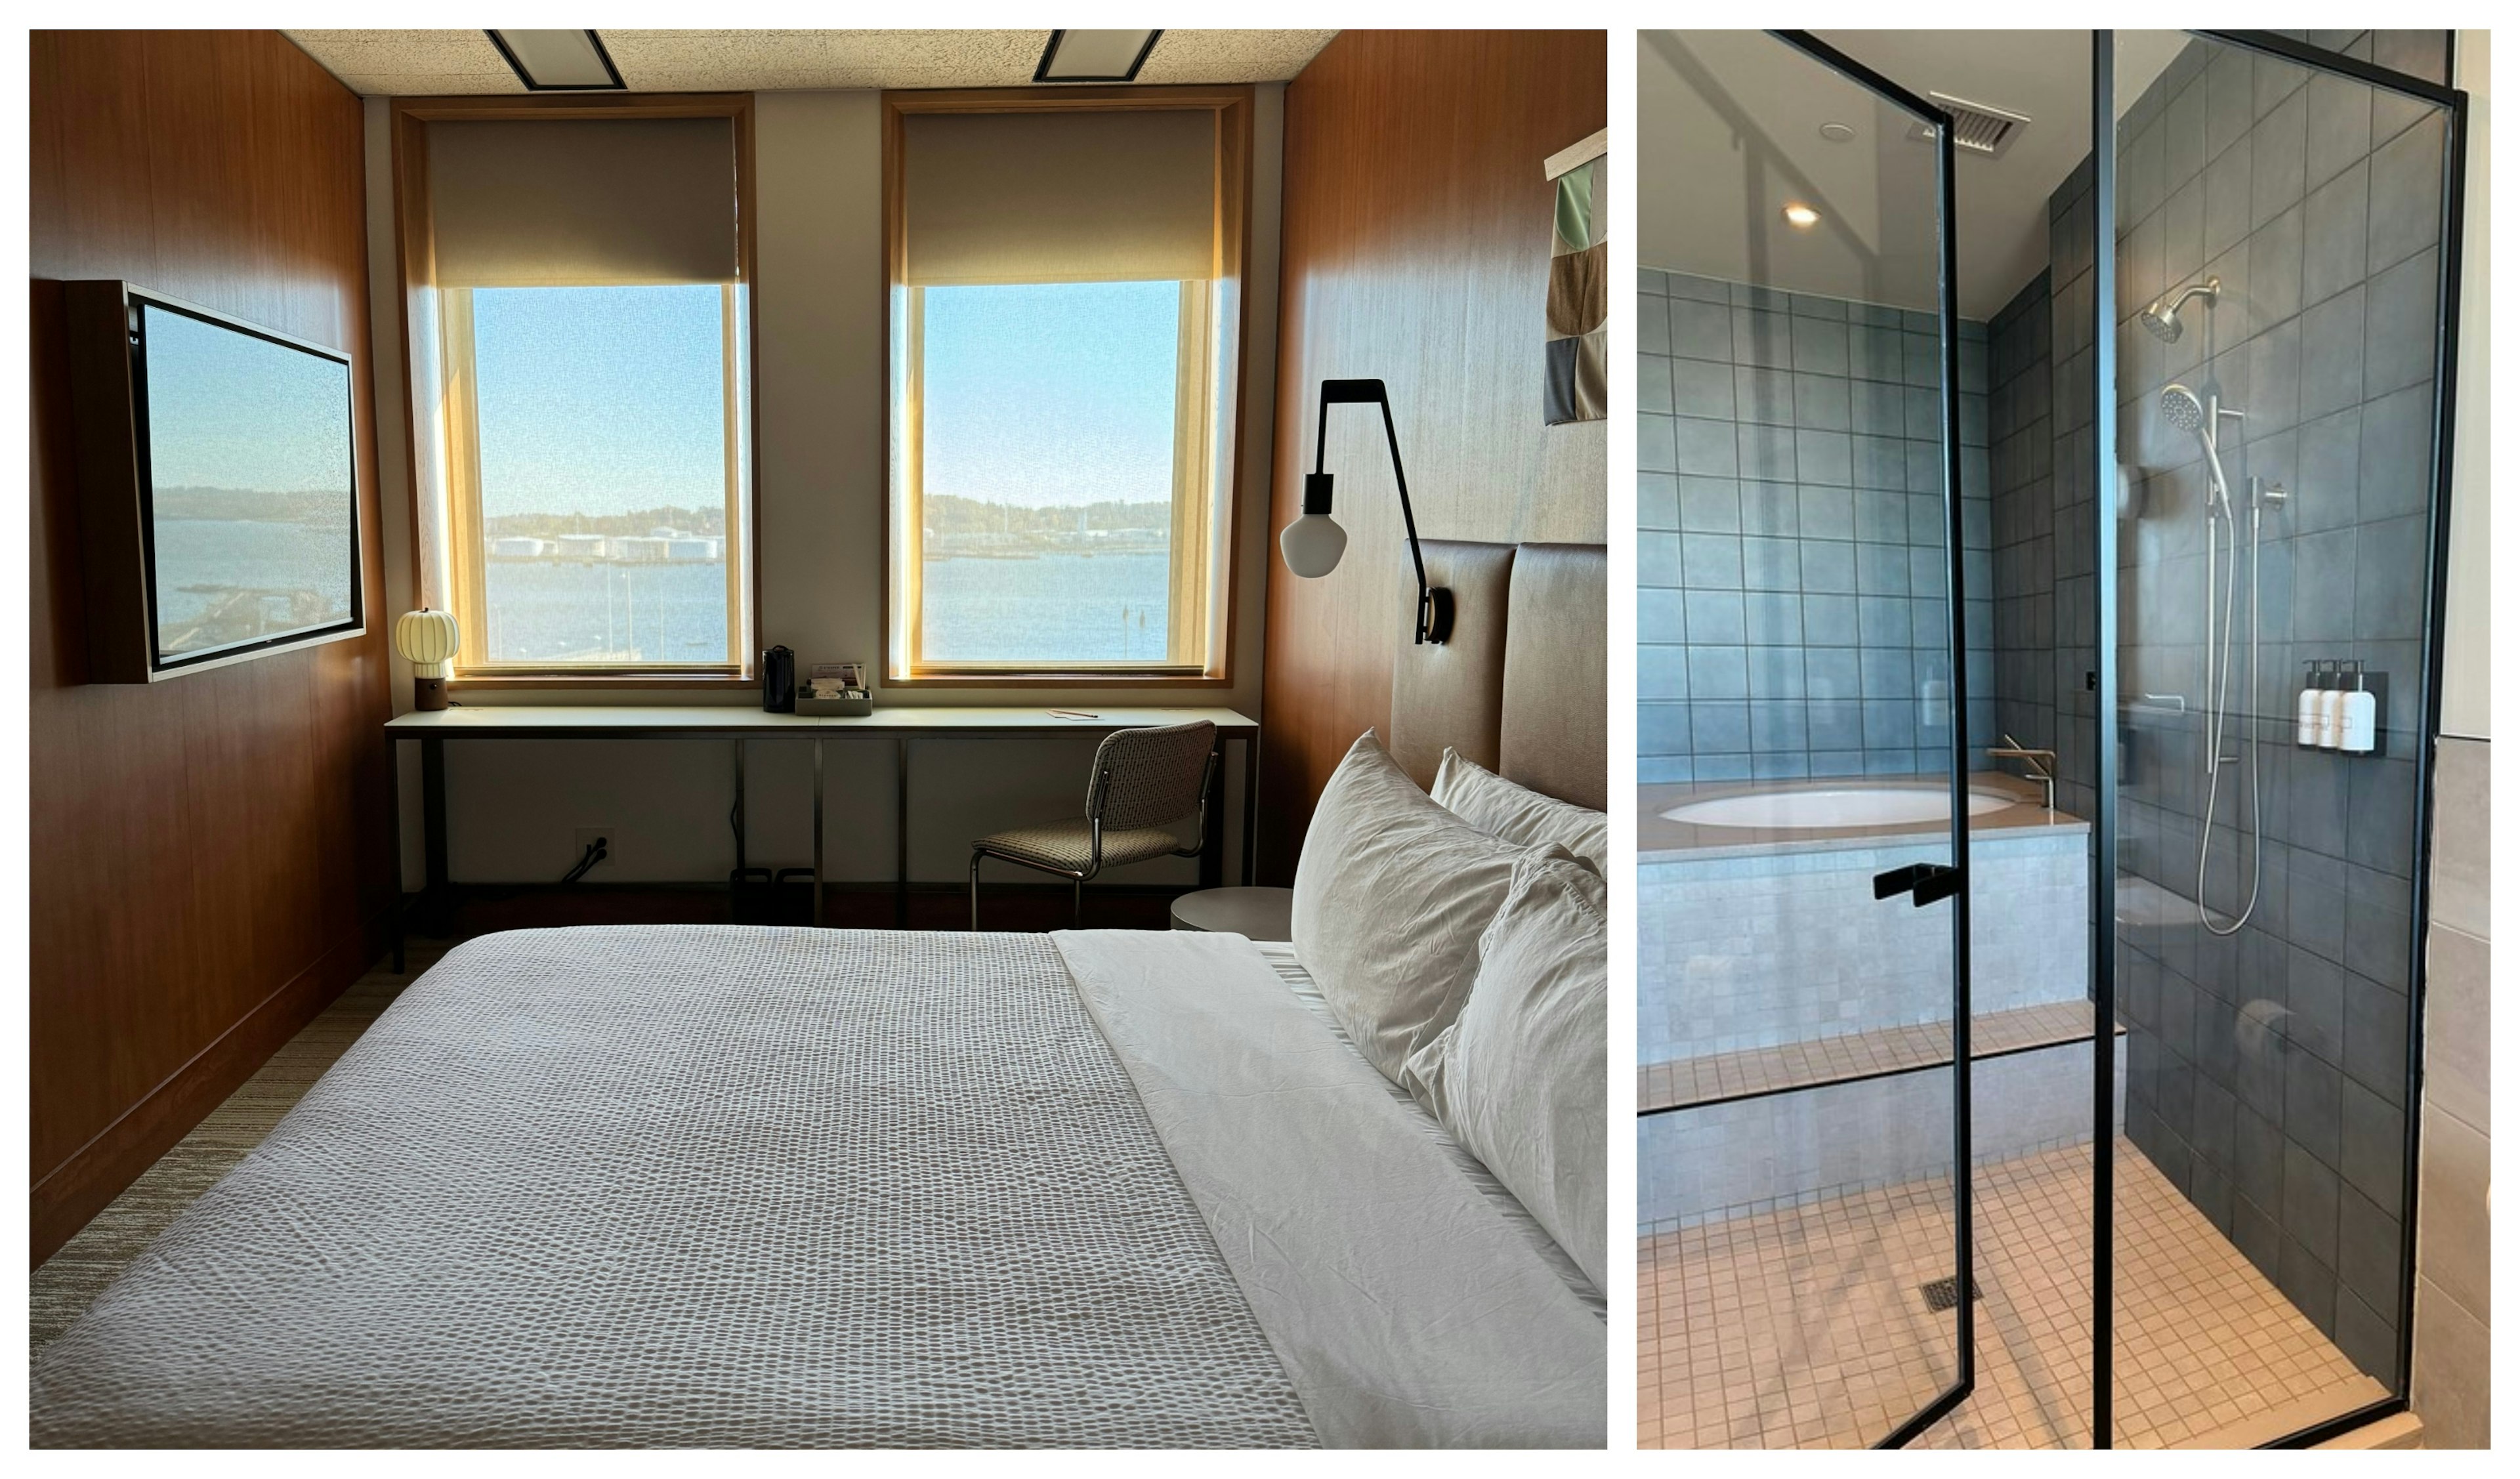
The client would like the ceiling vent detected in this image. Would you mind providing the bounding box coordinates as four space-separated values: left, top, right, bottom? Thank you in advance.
1905 91 2031 159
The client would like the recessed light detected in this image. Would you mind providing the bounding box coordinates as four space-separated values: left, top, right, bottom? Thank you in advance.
1782 203 1822 228
1818 121 1856 142
484 30 625 91
1034 30 1163 83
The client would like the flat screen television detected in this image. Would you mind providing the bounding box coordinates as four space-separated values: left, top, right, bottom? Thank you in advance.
65 282 364 682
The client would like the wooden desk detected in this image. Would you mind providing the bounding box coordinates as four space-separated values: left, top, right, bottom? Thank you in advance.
385 705 1260 936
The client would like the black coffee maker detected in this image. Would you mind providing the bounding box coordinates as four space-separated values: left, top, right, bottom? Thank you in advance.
761 644 796 713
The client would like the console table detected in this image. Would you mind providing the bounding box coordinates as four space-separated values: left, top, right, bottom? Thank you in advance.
385 705 1260 942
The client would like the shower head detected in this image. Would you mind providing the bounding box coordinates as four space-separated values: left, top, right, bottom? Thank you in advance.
2162 383 2233 509
2139 276 2221 342
2160 383 2208 434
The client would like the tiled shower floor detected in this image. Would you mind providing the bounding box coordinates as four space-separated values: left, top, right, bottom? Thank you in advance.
1638 1138 2385 1448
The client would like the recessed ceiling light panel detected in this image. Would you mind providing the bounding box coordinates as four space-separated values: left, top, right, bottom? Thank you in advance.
1034 29 1162 83
486 30 625 91
1782 203 1821 228
1818 121 1855 142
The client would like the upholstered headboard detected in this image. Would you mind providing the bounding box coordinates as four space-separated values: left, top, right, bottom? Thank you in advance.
1389 541 1606 812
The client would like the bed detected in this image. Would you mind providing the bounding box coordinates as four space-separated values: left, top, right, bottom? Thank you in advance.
32 542 1607 1449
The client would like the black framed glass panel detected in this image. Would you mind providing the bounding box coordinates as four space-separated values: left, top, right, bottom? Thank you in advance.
2097 28 2462 1449
1633 27 1972 1449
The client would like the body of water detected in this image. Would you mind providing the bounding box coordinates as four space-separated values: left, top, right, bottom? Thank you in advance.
153 516 356 656
483 560 729 664
153 526 1168 668
923 551 1169 663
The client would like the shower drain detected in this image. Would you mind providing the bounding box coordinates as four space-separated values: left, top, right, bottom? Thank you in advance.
1918 1276 1983 1313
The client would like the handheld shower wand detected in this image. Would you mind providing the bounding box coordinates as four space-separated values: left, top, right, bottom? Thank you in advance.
2162 381 2266 936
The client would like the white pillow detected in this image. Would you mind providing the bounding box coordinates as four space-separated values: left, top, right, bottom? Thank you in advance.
1292 732 1526 1083
1400 844 1608 1293
1432 747 1608 874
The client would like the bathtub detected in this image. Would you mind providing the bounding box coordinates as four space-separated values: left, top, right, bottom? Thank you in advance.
1636 773 2099 1226
1637 775 2088 1058
1640 771 2070 862
1664 783 2015 831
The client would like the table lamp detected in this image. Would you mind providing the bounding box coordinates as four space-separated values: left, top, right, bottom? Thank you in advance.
394 608 459 711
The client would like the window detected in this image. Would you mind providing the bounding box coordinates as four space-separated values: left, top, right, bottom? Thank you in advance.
886 91 1250 681
401 106 753 678
442 283 748 670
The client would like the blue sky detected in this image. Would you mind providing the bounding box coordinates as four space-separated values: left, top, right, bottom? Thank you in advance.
473 285 728 517
144 304 351 493
922 280 1179 509
470 280 1177 516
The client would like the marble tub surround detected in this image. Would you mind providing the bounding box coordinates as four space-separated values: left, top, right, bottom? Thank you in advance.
1637 774 2091 1065
1639 769 2081 861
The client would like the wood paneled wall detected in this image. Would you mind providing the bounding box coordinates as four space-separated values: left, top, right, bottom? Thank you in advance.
1259 31 1608 881
29 31 394 1262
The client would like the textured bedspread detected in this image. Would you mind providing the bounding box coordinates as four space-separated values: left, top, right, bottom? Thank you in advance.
32 927 1318 1448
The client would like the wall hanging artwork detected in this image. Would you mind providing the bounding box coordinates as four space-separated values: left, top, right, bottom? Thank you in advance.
1543 129 1608 425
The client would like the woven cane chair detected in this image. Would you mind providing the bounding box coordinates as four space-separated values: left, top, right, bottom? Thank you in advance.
969 720 1219 930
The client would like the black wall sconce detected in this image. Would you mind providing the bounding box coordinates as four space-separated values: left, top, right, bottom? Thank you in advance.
1278 378 1453 645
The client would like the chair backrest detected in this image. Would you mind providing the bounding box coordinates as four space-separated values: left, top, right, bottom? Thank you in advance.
1085 721 1216 831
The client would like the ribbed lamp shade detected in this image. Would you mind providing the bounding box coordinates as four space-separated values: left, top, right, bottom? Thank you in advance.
395 608 460 711
394 609 460 676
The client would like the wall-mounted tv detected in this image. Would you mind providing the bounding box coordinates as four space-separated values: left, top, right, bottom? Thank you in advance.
65 281 364 682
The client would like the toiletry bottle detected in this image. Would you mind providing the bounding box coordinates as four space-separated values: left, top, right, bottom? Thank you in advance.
2341 662 2378 755
2296 661 2322 747
2319 662 2348 749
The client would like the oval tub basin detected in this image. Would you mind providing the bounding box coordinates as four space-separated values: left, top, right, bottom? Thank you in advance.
1663 785 2015 831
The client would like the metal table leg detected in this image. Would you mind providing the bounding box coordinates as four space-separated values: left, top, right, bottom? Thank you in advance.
895 737 911 928
1242 731 1261 886
1200 743 1225 889
388 736 406 972
812 738 825 928
421 734 450 935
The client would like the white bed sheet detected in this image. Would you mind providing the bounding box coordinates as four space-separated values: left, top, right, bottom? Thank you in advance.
1249 938 1605 1317
1054 930 1606 1448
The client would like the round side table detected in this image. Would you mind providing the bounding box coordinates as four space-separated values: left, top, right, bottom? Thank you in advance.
1168 886 1294 942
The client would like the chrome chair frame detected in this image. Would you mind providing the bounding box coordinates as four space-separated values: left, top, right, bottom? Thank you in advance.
969 747 1219 930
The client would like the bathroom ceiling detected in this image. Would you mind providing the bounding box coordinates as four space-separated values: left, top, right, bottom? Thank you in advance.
284 30 1338 96
1641 31 2184 320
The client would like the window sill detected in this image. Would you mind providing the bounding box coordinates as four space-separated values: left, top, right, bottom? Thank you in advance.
883 671 1232 690
450 673 755 693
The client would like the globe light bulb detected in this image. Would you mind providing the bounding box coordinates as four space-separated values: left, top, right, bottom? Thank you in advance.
1279 513 1347 578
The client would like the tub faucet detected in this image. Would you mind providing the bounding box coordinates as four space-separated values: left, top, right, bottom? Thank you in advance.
1989 733 2057 813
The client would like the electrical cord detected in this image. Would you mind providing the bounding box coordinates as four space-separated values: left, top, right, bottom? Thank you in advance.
560 835 608 885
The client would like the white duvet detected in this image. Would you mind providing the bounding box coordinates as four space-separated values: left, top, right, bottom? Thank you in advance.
31 926 1604 1449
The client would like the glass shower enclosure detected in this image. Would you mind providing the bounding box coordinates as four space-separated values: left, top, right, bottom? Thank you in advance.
2097 28 2468 1448
1637 26 2468 1449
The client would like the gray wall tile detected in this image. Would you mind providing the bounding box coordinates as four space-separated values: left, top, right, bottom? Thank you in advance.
1640 272 1994 780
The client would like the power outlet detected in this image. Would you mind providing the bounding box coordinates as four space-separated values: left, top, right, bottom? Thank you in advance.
573 827 618 877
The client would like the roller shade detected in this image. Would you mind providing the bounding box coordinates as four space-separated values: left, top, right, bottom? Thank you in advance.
902 110 1217 287
428 117 738 287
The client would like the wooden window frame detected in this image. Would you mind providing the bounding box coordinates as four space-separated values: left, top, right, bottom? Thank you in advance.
880 85 1255 690
388 93 760 692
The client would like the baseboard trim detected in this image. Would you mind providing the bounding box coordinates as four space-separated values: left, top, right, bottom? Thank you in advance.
30 903 397 1266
